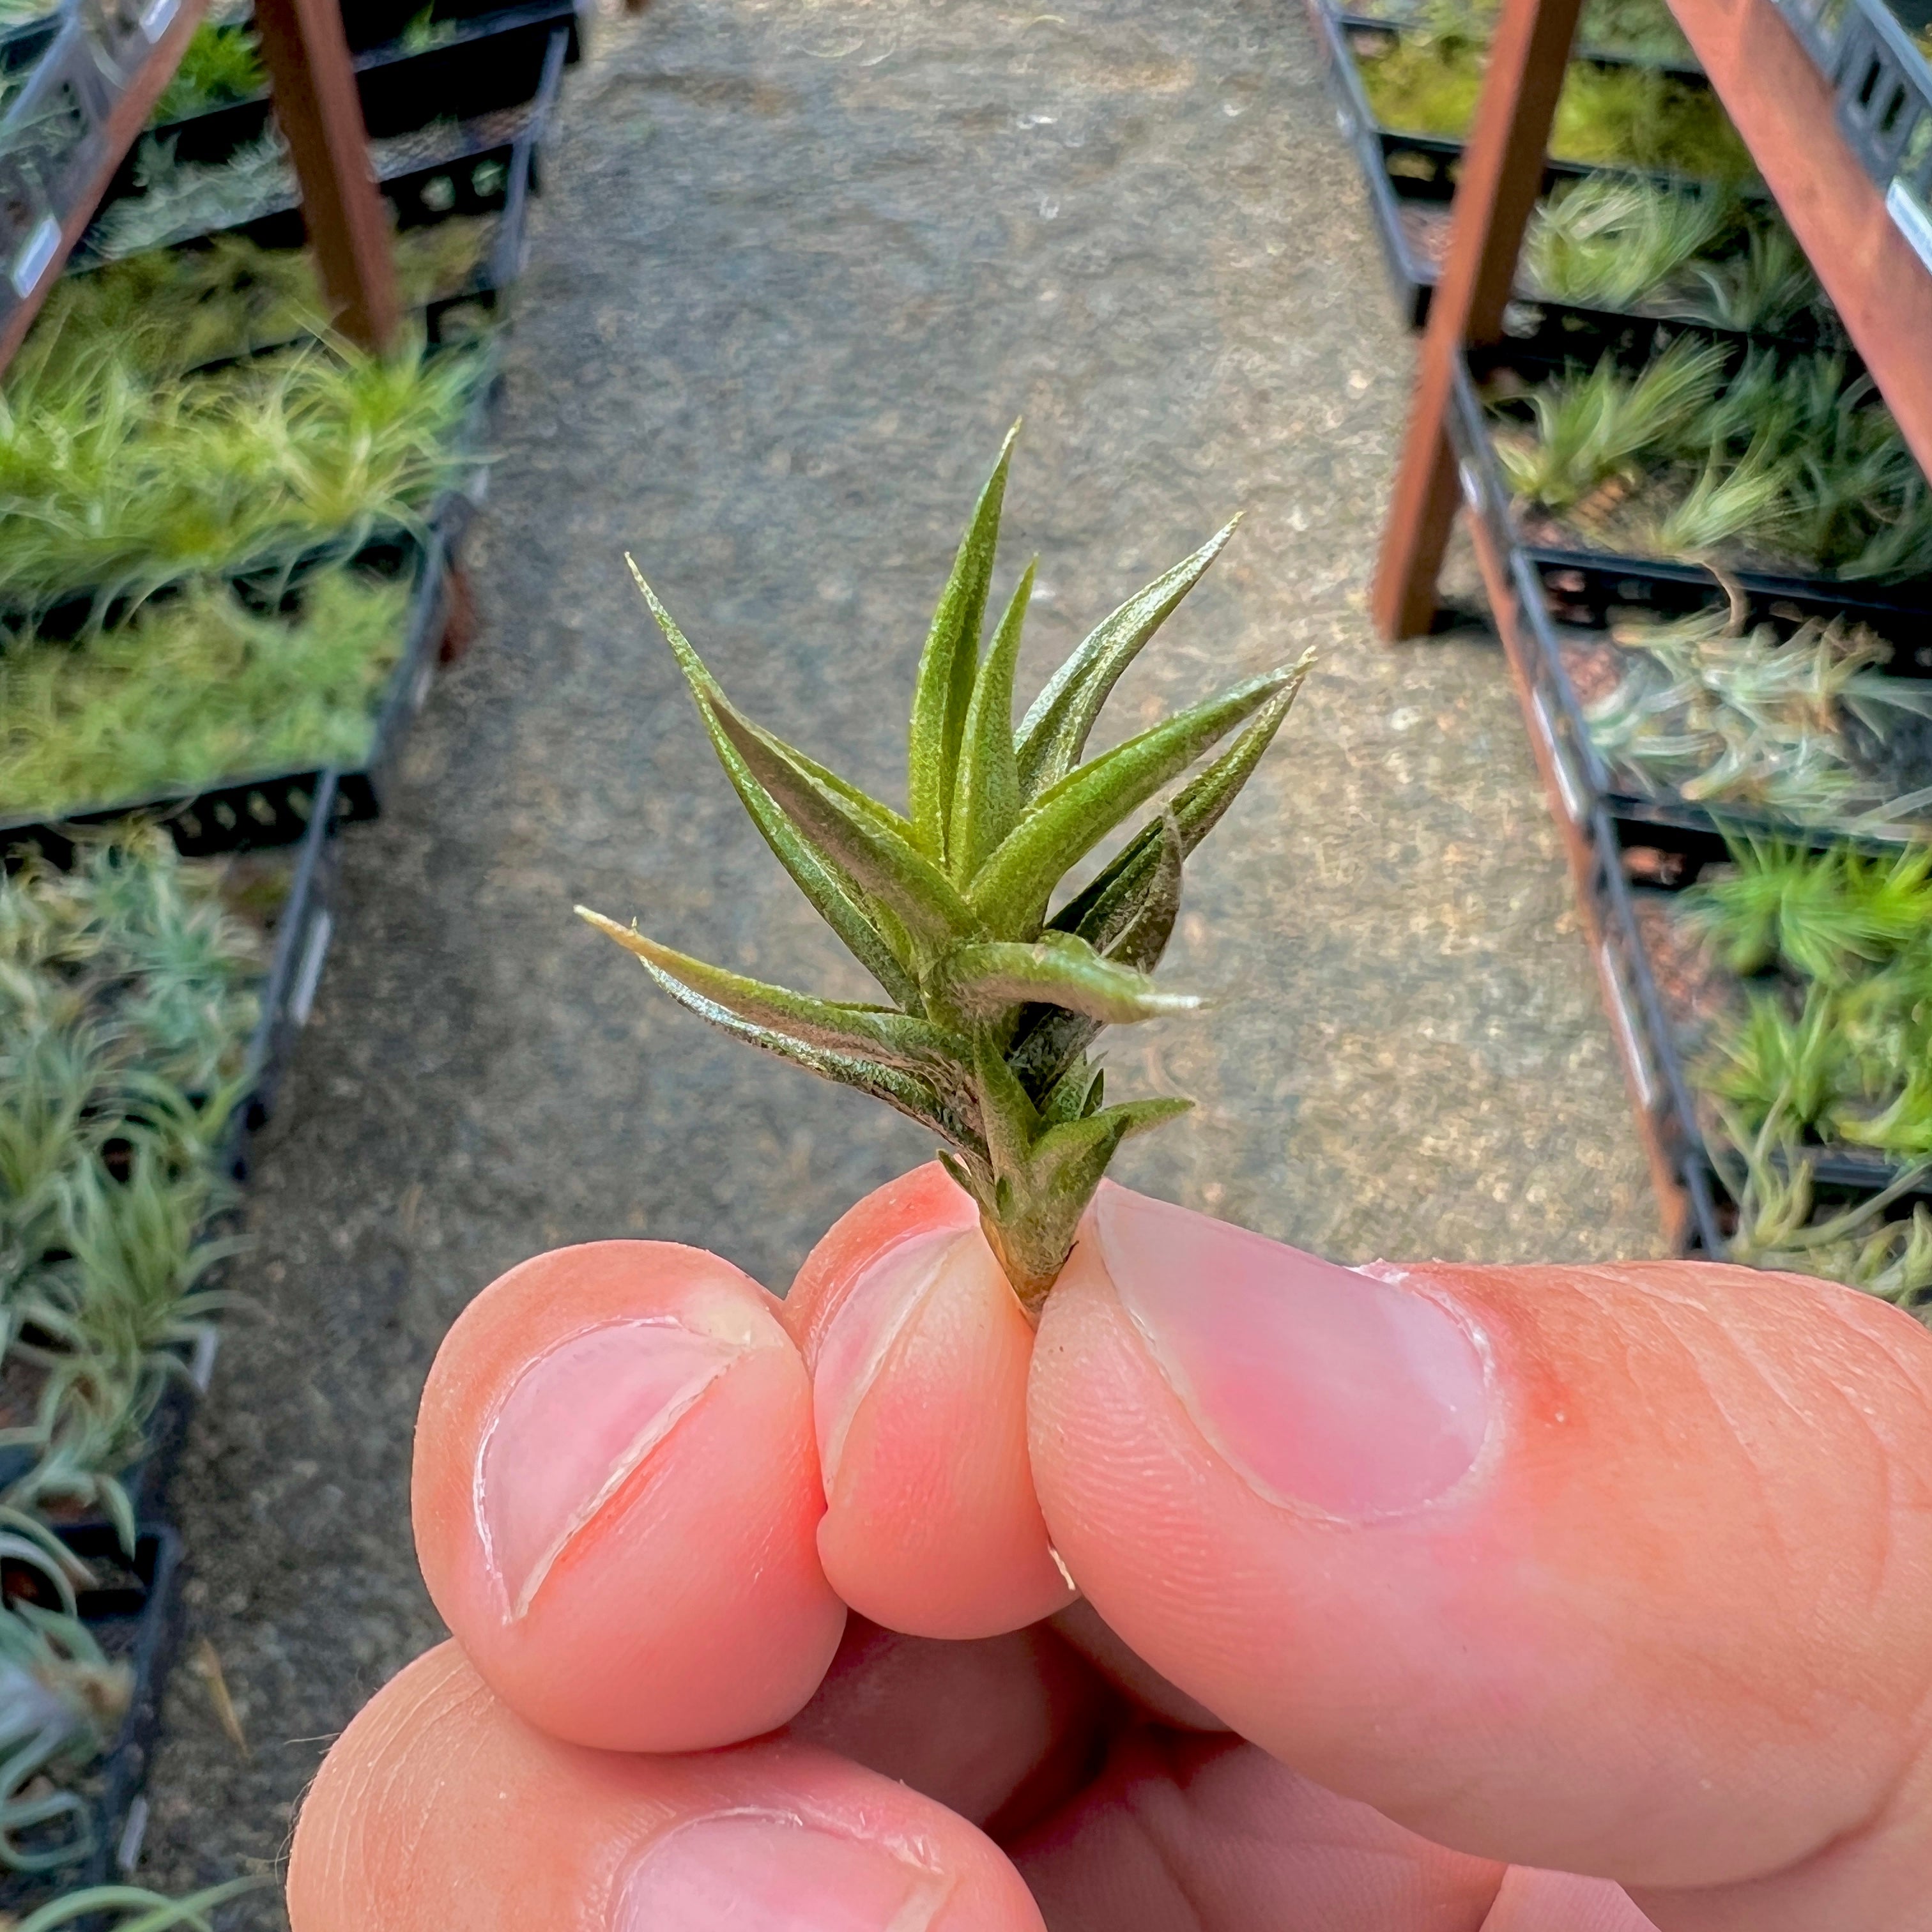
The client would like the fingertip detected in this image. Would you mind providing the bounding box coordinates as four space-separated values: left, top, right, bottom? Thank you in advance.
802 1212 1071 1637
413 1240 845 1752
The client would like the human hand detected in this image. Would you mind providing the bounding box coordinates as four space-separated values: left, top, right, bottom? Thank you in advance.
287 1166 1932 1930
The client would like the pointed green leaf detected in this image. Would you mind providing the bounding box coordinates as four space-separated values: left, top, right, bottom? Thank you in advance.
583 908 981 1150
908 425 1020 860
970 668 1300 937
930 933 1198 1026
950 560 1034 885
628 560 923 1009
1052 660 1311 964
1041 1057 1103 1126
577 912 972 1075
1015 518 1240 798
708 693 982 958
973 1032 1041 1192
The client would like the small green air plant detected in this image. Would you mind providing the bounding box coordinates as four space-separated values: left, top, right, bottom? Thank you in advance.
24 226 498 390
6 1876 272 1931
579 431 1309 1314
0 832 261 1533
87 134 295 263
1684 838 1932 984
0 565 413 818
1492 336 1725 514
1501 346 1932 579
150 22 264 124
1716 1104 1932 1321
0 329 481 617
0 1598 132 1873
1685 838 1932 1169
3 1140 241 1545
1683 220 1823 335
1522 177 1736 314
1355 20 1753 177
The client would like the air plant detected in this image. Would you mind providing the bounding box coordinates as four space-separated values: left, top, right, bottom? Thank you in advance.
1701 982 1845 1131
1354 20 1753 177
1497 345 1932 578
1492 336 1725 512
0 332 481 615
1716 1105 1932 1319
0 565 413 818
1684 838 1932 982
0 0 62 28
1347 0 1692 61
0 833 263 1529
0 1598 132 1872
1522 176 1735 313
10 1877 273 1930
1583 601 1932 829
87 132 295 262
150 21 264 123
1684 220 1821 334
582 431 1308 1312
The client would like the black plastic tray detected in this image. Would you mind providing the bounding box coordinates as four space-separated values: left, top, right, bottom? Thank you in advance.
339 0 583 59
0 1525 186 1911
1307 0 1787 348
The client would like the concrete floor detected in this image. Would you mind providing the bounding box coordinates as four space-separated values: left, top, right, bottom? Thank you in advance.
139 0 1663 1912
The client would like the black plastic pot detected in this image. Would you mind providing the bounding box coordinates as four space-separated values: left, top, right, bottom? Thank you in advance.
0 1525 186 1913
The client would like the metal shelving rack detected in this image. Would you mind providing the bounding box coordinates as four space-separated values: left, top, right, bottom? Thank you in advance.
0 0 399 371
1368 0 1932 1248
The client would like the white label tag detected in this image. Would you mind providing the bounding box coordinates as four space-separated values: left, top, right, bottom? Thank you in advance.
1886 178 1932 275
117 1796 151 1874
10 214 59 298
190 1324 221 1394
139 0 178 40
291 909 333 1027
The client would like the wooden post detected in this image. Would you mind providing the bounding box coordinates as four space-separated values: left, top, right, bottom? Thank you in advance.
252 0 399 352
1370 0 1584 640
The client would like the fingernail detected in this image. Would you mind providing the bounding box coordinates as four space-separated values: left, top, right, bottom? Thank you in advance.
479 1319 746 1617
811 1229 966 1487
617 1811 951 1931
1095 1188 1491 1519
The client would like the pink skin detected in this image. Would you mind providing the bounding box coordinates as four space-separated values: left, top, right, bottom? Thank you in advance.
412 1240 845 1751
295 1173 1932 1931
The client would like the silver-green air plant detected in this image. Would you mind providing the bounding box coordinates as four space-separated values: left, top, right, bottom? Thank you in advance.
580 431 1309 1315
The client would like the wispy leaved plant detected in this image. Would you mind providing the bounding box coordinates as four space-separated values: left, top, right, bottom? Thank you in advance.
582 431 1308 1312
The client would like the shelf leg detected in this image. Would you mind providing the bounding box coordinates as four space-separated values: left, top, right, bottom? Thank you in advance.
254 0 400 353
1370 0 1583 640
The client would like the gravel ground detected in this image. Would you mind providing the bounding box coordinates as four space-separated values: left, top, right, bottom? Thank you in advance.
137 0 1662 1910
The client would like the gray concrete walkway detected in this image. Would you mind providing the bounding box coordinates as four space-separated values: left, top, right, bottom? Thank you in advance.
141 0 1661 1910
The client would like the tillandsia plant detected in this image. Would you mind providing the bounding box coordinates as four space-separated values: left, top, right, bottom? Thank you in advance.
150 19 264 123
1682 838 1932 1167
1581 595 1932 830
4 1876 272 1931
580 431 1308 1314
0 1597 132 1873
1715 1103 1932 1321
1494 344 1932 579
0 831 261 1535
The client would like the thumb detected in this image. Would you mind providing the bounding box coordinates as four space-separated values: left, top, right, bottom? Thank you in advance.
1027 1183 1932 1931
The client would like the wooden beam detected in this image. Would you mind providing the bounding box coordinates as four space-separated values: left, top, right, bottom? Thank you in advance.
1669 0 1932 482
252 0 399 353
1370 0 1584 640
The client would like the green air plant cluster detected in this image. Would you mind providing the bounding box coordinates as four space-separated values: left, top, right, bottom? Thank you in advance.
3 1878 271 1928
1685 839 1932 1168
0 827 265 1538
0 1595 133 1873
1492 341 1932 579
21 224 497 390
1353 18 1752 178
0 326 482 617
87 132 295 263
150 20 264 123
1523 178 1823 335
0 0 61 27
1581 595 1932 831
582 431 1308 1315
0 564 412 818
1715 1104 1932 1322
